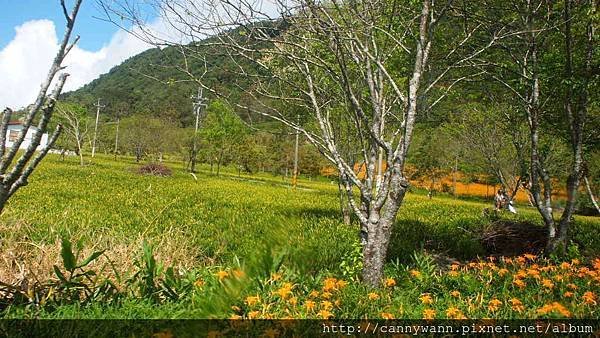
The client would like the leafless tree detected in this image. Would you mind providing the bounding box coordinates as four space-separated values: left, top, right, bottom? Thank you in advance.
99 0 505 286
56 104 90 166
447 103 530 202
0 0 83 212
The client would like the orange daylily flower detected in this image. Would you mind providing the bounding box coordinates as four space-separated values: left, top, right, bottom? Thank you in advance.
541 279 554 289
582 292 597 306
488 298 502 312
336 280 348 289
510 298 524 312
318 309 332 319
410 270 422 278
368 292 380 300
513 278 527 289
245 295 260 307
321 300 333 310
232 269 245 279
446 307 465 319
419 293 434 305
422 309 436 320
216 270 229 280
273 283 293 299
247 310 260 319
381 312 394 319
537 302 571 318
322 277 338 292
560 262 571 270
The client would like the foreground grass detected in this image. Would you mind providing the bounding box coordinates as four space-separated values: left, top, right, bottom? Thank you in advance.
0 154 598 318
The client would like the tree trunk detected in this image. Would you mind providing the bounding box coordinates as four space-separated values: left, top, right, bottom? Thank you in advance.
217 146 224 176
546 0 591 253
361 173 408 286
76 137 84 166
584 176 600 214
114 118 120 160
190 147 197 173
362 217 393 286
337 180 351 225
452 157 458 197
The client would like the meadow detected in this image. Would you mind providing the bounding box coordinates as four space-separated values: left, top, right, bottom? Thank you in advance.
0 154 598 320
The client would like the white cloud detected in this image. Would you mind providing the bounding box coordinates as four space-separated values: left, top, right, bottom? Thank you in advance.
0 1 284 110
0 19 153 110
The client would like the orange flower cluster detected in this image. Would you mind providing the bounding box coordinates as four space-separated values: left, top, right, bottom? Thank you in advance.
228 253 599 320
537 302 571 318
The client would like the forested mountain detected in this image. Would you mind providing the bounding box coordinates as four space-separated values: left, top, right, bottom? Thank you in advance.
62 33 266 127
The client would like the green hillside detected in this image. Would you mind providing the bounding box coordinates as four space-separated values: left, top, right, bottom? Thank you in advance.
62 31 271 127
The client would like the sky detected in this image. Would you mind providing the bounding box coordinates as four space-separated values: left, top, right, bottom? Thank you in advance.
0 0 156 109
0 0 282 110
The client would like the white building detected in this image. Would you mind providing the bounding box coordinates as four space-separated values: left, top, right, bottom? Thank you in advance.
5 122 49 150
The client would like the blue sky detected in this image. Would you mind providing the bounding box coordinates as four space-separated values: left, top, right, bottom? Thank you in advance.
0 0 158 109
0 0 278 109
0 0 118 50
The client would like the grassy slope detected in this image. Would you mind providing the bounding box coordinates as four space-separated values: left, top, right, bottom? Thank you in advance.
1 154 598 318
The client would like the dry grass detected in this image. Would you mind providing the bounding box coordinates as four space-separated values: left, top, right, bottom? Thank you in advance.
0 219 202 289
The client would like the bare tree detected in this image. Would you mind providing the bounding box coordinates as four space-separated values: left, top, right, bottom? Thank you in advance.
447 103 530 202
99 0 503 286
56 103 90 166
0 0 83 212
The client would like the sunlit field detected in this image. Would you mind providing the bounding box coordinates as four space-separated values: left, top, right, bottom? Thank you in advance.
0 154 598 319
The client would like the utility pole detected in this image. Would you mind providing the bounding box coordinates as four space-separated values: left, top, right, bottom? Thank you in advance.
91 98 105 158
114 113 120 160
190 87 207 173
292 114 300 188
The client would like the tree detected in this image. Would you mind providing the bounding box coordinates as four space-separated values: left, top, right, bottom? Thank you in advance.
479 0 597 252
100 0 504 286
0 0 83 212
200 100 246 175
445 103 530 201
120 115 176 162
409 125 458 197
56 103 90 166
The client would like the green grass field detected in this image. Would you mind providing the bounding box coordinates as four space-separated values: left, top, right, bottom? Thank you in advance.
1 154 598 319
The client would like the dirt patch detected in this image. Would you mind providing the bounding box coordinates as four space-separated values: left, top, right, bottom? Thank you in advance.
136 163 172 176
478 220 547 256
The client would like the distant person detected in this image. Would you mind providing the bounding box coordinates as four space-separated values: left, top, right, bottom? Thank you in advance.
494 189 505 211
494 188 518 214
